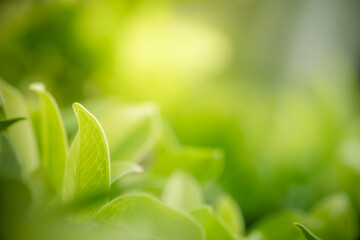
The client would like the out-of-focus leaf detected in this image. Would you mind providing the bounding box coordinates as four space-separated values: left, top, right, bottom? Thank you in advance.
0 178 32 240
310 193 357 240
245 231 264 240
190 206 240 240
215 194 245 236
0 117 25 132
100 103 161 163
162 170 203 212
0 78 39 175
30 83 68 191
95 194 205 240
111 161 143 183
249 210 310 240
153 147 224 182
158 121 181 149
0 135 21 178
294 223 321 240
62 103 110 220
85 224 161 240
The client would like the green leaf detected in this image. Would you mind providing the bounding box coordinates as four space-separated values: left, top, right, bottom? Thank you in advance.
249 210 310 240
62 103 110 220
294 223 321 240
215 194 245 236
30 83 68 191
310 193 357 240
162 170 203 212
0 135 22 178
100 103 161 163
153 147 224 182
190 206 241 240
158 121 181 149
0 178 32 238
0 78 39 175
85 224 162 240
245 231 263 240
0 117 25 132
95 194 205 240
111 161 143 183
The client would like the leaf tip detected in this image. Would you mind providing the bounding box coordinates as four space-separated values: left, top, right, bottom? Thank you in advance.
293 222 302 228
72 102 85 113
29 82 46 92
294 222 321 240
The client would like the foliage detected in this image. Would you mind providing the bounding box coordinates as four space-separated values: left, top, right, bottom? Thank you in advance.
1 0 360 239
1 79 359 240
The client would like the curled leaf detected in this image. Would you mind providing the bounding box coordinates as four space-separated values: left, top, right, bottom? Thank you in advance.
30 83 68 191
294 223 321 240
62 103 110 220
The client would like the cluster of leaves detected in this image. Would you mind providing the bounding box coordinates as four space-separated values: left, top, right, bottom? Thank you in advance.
0 78 358 240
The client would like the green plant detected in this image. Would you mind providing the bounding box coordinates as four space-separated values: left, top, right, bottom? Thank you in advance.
0 78 358 240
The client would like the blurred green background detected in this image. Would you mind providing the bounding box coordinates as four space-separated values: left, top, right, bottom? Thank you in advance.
1 0 360 226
